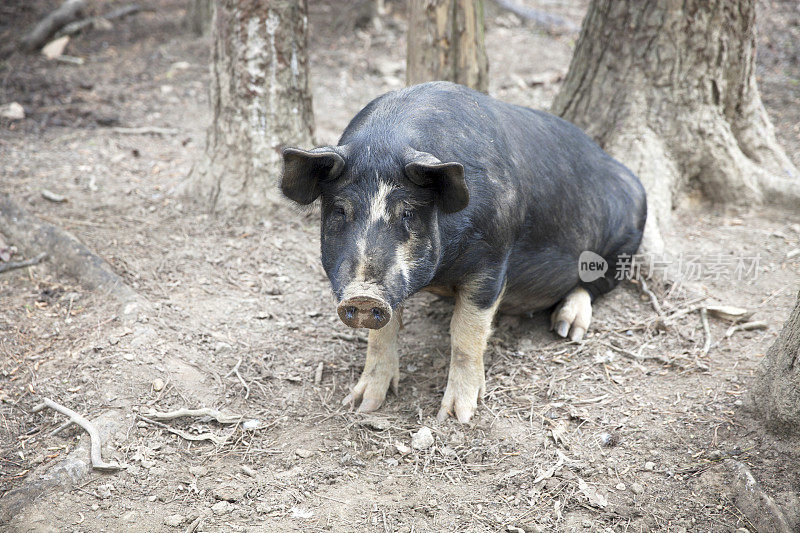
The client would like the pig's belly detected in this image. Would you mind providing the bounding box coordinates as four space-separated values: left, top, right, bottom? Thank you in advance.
499 246 580 314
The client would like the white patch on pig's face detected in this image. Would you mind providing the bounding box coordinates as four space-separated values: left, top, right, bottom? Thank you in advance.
368 180 394 225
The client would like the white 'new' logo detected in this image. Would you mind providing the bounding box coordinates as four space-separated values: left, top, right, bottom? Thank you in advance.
578 251 608 283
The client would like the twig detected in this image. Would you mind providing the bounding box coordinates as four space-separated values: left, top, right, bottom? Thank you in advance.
595 340 686 370
141 407 241 424
109 126 178 135
331 332 367 343
0 252 46 274
725 321 768 338
638 278 664 316
184 514 204 533
697 307 711 370
32 397 125 471
138 416 229 446
224 358 250 398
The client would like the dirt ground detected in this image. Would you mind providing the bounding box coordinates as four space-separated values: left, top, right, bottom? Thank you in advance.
1 1 800 532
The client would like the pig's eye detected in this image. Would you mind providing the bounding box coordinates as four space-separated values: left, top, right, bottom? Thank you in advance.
331 205 346 219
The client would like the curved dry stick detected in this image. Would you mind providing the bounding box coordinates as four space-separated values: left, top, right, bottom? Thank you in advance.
141 407 241 424
32 397 125 471
0 252 46 274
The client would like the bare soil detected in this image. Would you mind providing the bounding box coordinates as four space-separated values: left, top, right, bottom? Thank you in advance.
1 1 799 532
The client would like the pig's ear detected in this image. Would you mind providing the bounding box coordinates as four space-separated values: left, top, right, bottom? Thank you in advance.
281 146 347 205
404 151 468 213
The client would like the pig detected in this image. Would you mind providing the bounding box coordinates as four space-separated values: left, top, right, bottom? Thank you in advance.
280 82 646 423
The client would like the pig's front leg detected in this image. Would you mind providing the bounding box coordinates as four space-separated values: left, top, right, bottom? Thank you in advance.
342 307 403 412
437 291 501 423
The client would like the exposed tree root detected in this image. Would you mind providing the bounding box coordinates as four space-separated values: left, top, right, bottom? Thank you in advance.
32 398 125 471
724 459 794 533
0 193 149 324
20 0 87 52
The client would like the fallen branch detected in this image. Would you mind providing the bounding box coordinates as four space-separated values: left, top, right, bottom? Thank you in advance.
141 407 241 424
20 0 87 52
109 126 178 135
138 416 229 446
0 252 46 274
638 278 664 316
489 0 579 34
32 397 125 471
314 361 324 385
60 4 151 37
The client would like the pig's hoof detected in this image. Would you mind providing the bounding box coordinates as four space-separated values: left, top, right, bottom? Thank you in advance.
551 287 593 342
342 371 398 413
437 374 485 423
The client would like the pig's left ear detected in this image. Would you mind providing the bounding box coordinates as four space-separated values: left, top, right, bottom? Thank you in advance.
404 151 469 213
281 146 347 205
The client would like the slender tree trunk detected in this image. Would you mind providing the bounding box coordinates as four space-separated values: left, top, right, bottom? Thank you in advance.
186 0 214 36
187 0 314 213
552 0 799 254
406 0 488 92
753 292 800 434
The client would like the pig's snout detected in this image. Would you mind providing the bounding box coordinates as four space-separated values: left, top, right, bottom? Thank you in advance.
337 296 392 329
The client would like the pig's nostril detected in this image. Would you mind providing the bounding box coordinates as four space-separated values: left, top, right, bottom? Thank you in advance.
345 306 357 320
371 308 383 322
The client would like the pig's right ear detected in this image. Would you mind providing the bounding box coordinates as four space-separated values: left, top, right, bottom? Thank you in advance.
280 146 347 205
404 150 469 214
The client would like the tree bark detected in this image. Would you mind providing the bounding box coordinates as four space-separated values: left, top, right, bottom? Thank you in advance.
187 0 314 213
753 292 800 434
406 0 488 92
551 0 799 254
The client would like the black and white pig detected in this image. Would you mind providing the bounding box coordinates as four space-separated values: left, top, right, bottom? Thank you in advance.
280 82 646 422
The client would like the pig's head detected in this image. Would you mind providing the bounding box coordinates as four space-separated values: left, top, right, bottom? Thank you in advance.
280 144 469 329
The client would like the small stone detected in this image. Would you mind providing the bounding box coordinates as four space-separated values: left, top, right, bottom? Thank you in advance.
599 432 619 447
0 102 24 120
41 36 70 59
213 483 245 502
630 482 644 494
295 448 313 458
644 461 655 471
385 457 399 467
189 465 207 477
707 449 723 461
163 514 184 527
411 426 434 450
615 483 626 491
734 399 743 407
148 495 157 502
121 511 137 523
211 501 231 515
734 529 749 533
97 483 114 499
152 378 165 392
91 504 99 511
395 441 411 455
582 519 593 528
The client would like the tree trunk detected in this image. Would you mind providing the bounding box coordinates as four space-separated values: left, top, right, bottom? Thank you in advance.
187 0 314 213
406 0 488 92
186 0 214 36
753 292 800 434
551 0 799 254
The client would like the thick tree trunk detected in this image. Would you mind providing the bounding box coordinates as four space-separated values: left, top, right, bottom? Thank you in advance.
552 0 799 254
187 0 314 213
753 292 800 434
406 0 488 92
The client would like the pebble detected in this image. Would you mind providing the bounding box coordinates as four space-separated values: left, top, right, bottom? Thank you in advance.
211 500 231 515
615 483 626 491
213 484 245 502
121 511 137 523
582 519 592 528
189 465 207 477
395 441 411 455
630 482 644 494
97 483 114 499
411 427 434 450
707 449 723 461
163 514 184 527
152 378 165 392
0 102 24 120
295 448 313 458
644 461 655 471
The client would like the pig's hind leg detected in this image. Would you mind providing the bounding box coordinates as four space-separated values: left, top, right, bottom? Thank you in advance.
342 307 403 412
551 286 592 342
